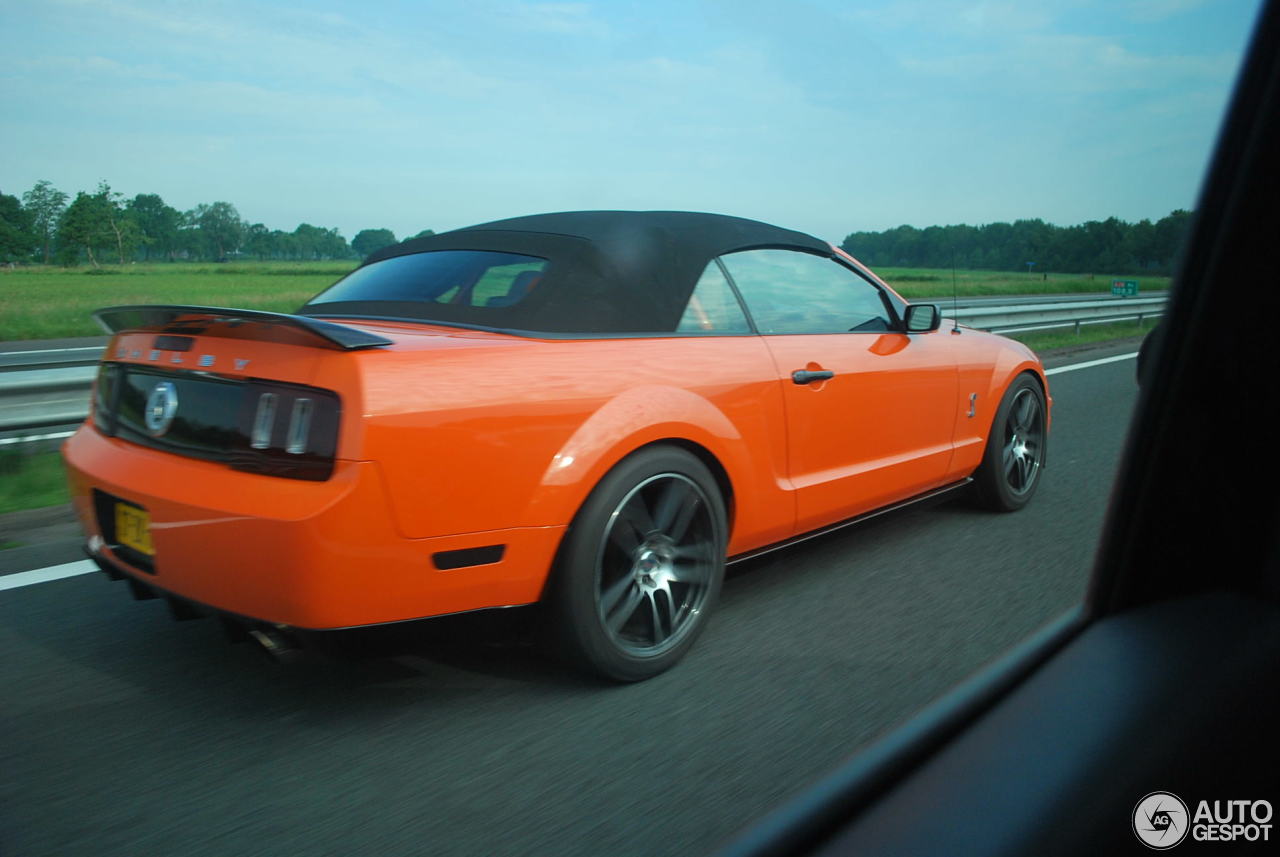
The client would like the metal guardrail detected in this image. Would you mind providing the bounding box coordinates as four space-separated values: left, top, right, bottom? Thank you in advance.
0 345 104 437
947 295 1167 334
1 367 98 434
0 294 1166 439
0 346 105 372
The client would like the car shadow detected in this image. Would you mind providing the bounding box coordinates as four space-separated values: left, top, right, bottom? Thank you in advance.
0 574 606 724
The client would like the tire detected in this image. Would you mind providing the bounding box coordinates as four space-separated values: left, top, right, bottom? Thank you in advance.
972 373 1048 512
544 446 727 682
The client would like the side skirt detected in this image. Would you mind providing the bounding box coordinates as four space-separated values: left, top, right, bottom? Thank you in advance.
726 478 973 567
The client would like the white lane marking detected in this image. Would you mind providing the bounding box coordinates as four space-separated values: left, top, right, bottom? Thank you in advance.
1045 352 1137 375
1 351 1138 592
0 559 97 591
0 431 76 446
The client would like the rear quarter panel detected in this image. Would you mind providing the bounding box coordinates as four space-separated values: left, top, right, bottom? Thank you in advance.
348 329 796 555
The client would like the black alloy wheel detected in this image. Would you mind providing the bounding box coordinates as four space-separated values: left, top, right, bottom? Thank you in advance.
545 446 727 681
973 373 1048 512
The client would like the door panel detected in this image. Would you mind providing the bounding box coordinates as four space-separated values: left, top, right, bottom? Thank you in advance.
762 332 958 533
719 249 959 534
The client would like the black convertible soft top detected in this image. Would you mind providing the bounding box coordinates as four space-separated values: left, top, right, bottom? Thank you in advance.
299 211 833 335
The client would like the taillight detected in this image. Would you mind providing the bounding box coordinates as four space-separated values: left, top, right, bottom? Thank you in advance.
285 398 314 454
232 381 341 481
249 392 277 449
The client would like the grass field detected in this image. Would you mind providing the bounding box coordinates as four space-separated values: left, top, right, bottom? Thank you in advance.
1008 319 1152 351
0 261 358 341
0 450 69 517
0 261 1167 341
874 267 1169 300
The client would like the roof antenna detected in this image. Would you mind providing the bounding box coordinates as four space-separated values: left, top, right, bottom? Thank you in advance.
951 252 961 335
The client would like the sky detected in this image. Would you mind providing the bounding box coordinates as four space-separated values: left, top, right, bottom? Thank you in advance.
0 0 1265 245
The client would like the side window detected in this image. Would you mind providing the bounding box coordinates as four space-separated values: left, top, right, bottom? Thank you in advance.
719 249 893 334
676 261 751 333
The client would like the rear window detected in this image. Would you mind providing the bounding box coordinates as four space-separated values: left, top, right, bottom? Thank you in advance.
306 250 548 311
297 236 695 335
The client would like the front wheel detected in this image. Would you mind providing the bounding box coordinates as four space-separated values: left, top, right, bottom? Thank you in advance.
545 446 727 682
972 374 1047 512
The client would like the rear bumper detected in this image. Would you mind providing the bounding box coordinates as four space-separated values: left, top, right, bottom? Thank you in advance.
63 425 564 629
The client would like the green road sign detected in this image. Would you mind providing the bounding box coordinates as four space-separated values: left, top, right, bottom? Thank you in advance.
1111 279 1139 297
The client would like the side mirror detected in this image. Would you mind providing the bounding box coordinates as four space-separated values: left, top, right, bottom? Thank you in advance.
904 303 941 333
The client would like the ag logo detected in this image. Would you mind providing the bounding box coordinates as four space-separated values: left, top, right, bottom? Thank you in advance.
144 381 179 437
1134 792 1190 849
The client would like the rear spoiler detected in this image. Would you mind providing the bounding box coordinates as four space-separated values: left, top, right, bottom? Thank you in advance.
93 305 393 351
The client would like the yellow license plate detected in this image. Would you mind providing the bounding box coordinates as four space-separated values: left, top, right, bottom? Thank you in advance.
114 503 154 556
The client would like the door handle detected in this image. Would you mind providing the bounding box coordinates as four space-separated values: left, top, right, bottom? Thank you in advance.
791 369 835 385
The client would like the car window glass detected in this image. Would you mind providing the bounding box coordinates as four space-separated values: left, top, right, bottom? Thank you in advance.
720 249 892 334
306 250 547 309
676 261 751 333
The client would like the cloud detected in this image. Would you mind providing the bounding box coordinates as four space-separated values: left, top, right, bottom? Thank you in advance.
900 33 1239 94
1122 0 1209 22
50 0 243 40
10 54 181 82
843 0 1064 34
505 3 609 37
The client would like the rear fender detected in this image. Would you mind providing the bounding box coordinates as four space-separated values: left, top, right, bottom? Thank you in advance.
524 384 758 541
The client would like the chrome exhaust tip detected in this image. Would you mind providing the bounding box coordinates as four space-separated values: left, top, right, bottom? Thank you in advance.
247 626 303 663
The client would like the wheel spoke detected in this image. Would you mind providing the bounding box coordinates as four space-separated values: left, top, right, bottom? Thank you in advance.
651 479 683 532
668 589 690 632
606 585 646 632
1013 392 1042 435
607 516 643 556
599 572 635 616
649 590 673 643
673 542 710 561
1011 394 1030 432
663 487 702 544
671 559 710 585
612 496 656 549
1003 442 1017 478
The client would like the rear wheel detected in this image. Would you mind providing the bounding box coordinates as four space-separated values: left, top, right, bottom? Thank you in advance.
545 446 727 681
972 374 1047 511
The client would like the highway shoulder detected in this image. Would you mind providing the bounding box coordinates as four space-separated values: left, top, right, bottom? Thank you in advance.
0 503 83 575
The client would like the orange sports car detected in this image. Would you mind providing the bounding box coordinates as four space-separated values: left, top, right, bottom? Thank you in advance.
63 211 1050 680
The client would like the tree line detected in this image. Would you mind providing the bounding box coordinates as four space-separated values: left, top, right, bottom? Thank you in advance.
840 211 1192 275
0 179 429 266
2 178 1194 275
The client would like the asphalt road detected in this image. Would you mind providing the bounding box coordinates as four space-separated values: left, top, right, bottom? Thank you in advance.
0 355 1138 857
